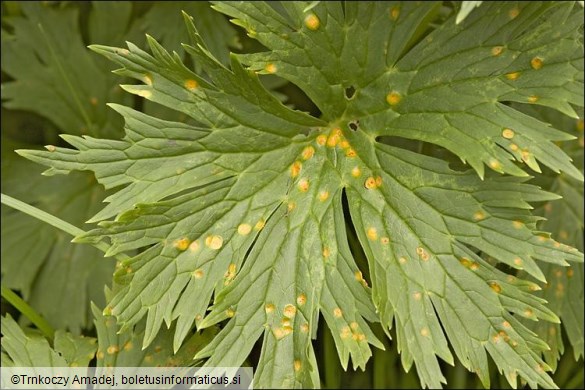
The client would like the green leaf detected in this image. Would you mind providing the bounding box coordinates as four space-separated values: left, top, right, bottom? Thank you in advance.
513 105 584 368
141 1 240 65
1 2 134 138
220 1 583 180
16 2 584 389
1 139 115 332
53 331 98 368
92 301 217 368
1 315 71 367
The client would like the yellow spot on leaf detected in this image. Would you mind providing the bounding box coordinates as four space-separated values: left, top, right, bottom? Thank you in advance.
294 360 302 372
288 201 296 212
290 161 302 178
489 159 501 170
192 269 204 279
322 247 330 258
265 63 277 74
491 46 504 56
489 281 502 293
531 57 543 70
189 240 200 252
473 211 486 221
205 235 223 250
255 219 266 231
513 258 523 267
333 307 343 318
420 328 429 337
416 247 429 261
297 294 307 306
265 303 275 313
512 220 523 229
505 72 520 80
346 148 357 157
509 143 519 151
316 134 327 146
327 132 340 147
304 13 320 30
523 308 533 318
413 292 422 301
365 177 377 189
45 145 56 152
174 238 190 251
298 178 310 192
386 91 402 106
123 341 133 351
340 326 351 339
226 308 235 318
284 304 297 318
367 227 378 241
380 236 390 244
351 166 361 177
502 128 515 139
508 7 520 19
502 321 511 329
301 323 309 333
398 257 407 264
90 97 98 105
319 191 329 201
238 223 252 235
272 327 286 340
567 268 574 278
340 140 350 149
184 79 198 91
527 95 538 103
107 345 119 355
302 146 315 160
390 6 400 20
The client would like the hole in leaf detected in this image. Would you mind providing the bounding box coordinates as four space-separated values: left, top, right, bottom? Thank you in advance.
344 85 356 99
376 136 468 172
275 82 321 118
348 120 359 131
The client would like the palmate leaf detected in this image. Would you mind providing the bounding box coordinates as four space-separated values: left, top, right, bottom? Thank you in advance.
0 2 240 332
17 1 584 389
512 106 584 369
1 138 113 332
1 304 216 370
1 314 95 367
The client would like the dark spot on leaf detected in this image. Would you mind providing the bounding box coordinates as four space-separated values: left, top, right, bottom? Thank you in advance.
348 120 359 131
344 85 356 99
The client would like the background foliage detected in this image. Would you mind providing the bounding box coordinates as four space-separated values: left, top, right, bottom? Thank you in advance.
1 1 583 389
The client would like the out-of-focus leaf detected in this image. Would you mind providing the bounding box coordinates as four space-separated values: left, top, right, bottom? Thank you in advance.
141 1 240 65
1 138 115 332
